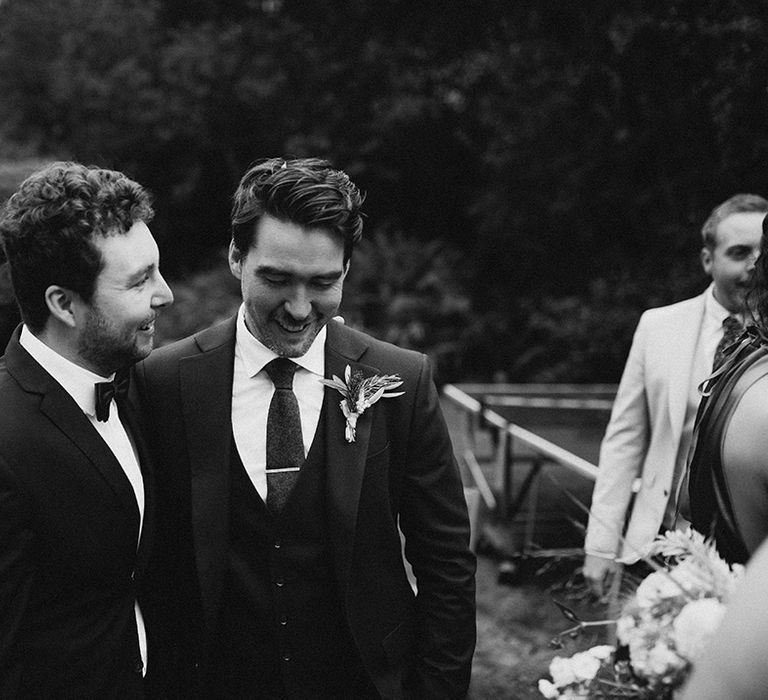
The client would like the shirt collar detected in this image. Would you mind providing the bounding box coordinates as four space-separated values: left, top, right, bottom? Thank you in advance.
235 304 326 377
705 282 740 325
19 325 114 418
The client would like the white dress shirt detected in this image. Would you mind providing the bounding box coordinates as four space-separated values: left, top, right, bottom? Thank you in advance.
231 304 326 501
19 326 147 671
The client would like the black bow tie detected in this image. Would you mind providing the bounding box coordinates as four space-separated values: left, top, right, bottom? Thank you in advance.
94 372 130 422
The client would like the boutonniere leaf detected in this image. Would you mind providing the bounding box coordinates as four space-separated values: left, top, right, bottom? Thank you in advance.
320 364 404 442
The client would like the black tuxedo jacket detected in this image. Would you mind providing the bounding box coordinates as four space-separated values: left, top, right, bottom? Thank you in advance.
0 328 155 698
135 317 476 699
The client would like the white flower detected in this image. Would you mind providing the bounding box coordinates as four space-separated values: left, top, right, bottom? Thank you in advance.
549 655 577 688
588 644 614 660
560 690 584 699
646 641 683 677
537 678 560 698
616 614 636 645
627 637 650 676
635 571 684 607
546 529 743 697
570 650 601 681
673 598 726 661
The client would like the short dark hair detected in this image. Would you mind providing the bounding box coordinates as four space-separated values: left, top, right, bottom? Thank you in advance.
701 193 768 249
0 161 154 333
231 157 364 264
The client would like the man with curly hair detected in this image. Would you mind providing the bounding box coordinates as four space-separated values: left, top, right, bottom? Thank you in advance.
135 158 476 699
0 161 173 696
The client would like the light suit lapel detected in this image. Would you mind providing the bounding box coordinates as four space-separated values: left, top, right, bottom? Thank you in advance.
666 292 707 444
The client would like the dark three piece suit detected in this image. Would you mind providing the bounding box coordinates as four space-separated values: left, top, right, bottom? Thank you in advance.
135 317 477 699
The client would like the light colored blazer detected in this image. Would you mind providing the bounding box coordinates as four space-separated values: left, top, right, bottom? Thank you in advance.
584 290 708 563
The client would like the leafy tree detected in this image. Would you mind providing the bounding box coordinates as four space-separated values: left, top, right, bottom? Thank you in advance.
3 0 768 380
342 229 473 383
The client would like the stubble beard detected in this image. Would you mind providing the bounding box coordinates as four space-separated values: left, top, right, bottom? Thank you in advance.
262 328 318 358
78 307 151 375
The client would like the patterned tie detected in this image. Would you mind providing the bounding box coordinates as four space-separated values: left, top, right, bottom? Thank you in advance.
264 358 304 514
712 315 743 371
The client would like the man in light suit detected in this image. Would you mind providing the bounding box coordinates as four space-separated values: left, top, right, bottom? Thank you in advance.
135 158 476 699
0 162 174 696
583 193 768 596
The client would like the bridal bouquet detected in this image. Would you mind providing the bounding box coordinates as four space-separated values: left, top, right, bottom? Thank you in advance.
538 529 744 699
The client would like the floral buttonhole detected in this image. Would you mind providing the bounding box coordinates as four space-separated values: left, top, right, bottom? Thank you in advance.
320 365 404 443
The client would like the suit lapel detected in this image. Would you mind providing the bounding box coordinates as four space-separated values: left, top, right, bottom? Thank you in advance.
323 322 378 589
666 292 707 443
181 319 236 632
119 395 155 575
39 389 142 525
6 332 141 531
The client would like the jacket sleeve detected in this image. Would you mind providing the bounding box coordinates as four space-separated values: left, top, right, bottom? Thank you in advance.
0 456 35 696
398 354 476 699
584 313 651 560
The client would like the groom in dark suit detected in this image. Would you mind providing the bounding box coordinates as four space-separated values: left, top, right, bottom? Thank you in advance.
136 158 476 699
0 162 174 696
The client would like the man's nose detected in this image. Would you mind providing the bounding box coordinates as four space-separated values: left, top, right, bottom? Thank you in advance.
153 274 174 308
746 251 760 272
284 287 311 319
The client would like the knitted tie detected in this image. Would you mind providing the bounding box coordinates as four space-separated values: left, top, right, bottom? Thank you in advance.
264 358 304 514
713 315 743 371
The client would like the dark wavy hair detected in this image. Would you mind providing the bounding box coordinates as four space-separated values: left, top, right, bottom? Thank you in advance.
746 213 768 329
230 157 364 264
0 161 154 333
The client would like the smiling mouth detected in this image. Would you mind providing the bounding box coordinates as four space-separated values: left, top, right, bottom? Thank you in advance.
278 323 310 334
274 315 312 333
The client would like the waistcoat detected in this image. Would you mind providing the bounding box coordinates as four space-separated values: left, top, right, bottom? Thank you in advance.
206 416 376 699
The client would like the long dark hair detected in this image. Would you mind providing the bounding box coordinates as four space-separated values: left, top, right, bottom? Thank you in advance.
746 213 768 331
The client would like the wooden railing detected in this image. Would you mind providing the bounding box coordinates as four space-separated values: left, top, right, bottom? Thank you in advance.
441 382 617 559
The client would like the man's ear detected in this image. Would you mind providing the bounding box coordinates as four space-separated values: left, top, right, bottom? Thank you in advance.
44 285 78 328
701 246 713 276
228 240 243 280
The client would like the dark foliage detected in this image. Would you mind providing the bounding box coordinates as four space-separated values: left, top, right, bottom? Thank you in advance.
1 1 767 379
